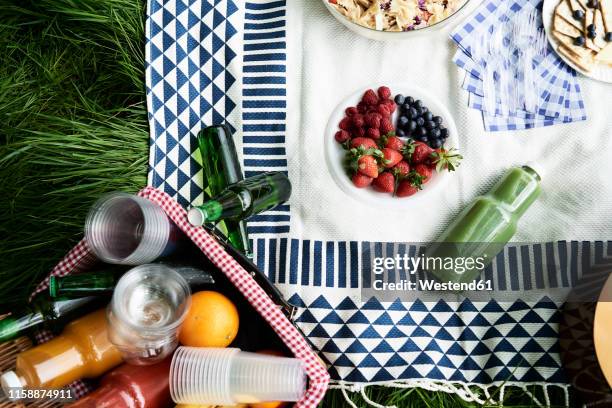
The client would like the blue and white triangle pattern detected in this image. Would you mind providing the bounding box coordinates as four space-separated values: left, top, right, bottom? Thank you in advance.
292 295 565 384
145 0 240 207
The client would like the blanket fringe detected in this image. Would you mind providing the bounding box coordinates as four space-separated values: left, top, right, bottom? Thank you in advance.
330 380 571 407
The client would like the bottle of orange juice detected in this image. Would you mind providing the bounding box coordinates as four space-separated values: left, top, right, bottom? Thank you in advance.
0 309 122 392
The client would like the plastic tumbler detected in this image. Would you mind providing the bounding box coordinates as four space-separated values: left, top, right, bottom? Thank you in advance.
169 347 307 405
85 192 180 265
107 264 191 365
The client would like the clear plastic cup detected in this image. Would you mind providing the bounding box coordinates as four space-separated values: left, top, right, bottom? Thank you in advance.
107 264 191 365
85 192 179 265
170 347 307 405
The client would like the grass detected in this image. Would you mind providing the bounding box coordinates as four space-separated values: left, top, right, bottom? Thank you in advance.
0 1 569 406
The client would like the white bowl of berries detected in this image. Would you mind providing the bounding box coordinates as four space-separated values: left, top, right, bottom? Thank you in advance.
324 84 462 209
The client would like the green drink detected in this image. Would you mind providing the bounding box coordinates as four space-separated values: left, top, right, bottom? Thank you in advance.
427 166 541 283
188 172 292 225
0 296 100 342
197 125 250 256
49 266 215 298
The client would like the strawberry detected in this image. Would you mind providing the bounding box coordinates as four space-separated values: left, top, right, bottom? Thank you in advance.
335 130 350 143
350 137 377 150
339 117 352 131
414 164 432 183
382 148 403 168
396 180 420 197
382 135 404 151
380 118 394 135
345 106 358 116
352 173 373 188
362 89 379 105
429 148 463 172
373 172 395 193
358 155 379 178
392 160 410 177
366 127 381 140
377 86 392 100
410 141 434 164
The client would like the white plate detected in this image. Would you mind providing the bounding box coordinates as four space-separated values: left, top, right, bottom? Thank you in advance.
542 0 612 83
323 84 460 210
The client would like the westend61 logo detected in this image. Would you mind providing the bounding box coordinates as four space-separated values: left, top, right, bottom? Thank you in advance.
371 254 491 292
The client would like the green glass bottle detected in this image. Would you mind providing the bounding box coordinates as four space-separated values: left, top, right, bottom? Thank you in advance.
187 172 292 226
197 125 251 256
426 165 541 283
49 266 215 298
0 296 100 342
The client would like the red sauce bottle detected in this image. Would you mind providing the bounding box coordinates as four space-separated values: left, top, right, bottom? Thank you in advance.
66 357 172 408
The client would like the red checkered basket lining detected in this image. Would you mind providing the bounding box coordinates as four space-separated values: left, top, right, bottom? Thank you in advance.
30 186 330 407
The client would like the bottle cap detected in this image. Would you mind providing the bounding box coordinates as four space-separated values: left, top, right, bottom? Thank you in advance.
522 162 543 181
1 371 24 394
187 208 205 227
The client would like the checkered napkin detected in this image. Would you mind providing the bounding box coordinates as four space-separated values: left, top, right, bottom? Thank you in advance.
450 0 587 131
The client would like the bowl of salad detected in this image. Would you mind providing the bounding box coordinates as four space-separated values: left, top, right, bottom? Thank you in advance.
323 0 470 40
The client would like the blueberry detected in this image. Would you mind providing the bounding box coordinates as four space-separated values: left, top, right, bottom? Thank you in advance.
574 36 586 46
433 116 443 126
425 121 435 130
408 120 417 131
394 94 405 105
573 9 585 20
419 106 429 116
587 30 596 39
587 23 596 32
413 99 423 109
408 107 418 118
588 0 599 8
423 111 434 121
432 139 443 148
419 136 428 142
606 32 612 42
399 116 409 127
429 128 441 138
417 127 427 137
406 96 415 105
440 127 449 139
397 129 406 138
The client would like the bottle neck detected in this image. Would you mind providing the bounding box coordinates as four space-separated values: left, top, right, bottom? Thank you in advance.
488 166 541 218
50 273 117 298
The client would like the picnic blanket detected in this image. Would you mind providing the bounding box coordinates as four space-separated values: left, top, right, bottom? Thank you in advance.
145 0 612 404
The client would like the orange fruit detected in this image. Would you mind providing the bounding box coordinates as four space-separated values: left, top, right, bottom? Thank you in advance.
179 291 239 348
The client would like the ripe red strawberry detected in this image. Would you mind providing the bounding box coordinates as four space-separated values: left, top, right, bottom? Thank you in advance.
345 106 358 116
350 137 377 150
414 164 432 183
429 148 463 172
364 113 381 129
339 117 352 131
410 141 434 164
351 114 365 128
352 127 365 138
373 172 395 193
380 118 394 135
362 89 379 105
335 130 350 143
392 161 410 176
384 136 404 151
352 173 373 188
396 180 420 197
366 127 381 140
377 86 392 100
382 148 403 168
357 155 379 178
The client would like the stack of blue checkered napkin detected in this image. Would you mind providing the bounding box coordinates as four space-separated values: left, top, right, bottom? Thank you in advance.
450 0 587 131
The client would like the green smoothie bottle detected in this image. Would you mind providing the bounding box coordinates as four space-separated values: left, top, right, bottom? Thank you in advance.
197 125 251 256
427 165 541 283
187 172 291 225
